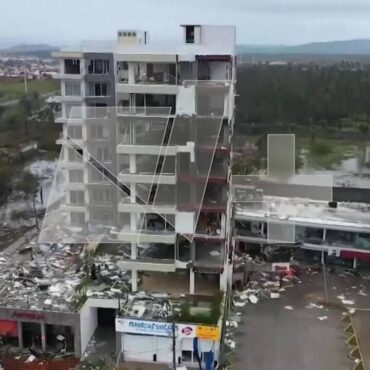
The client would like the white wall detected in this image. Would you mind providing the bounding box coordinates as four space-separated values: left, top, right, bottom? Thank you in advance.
176 84 195 115
122 334 173 363
200 26 236 54
79 302 98 355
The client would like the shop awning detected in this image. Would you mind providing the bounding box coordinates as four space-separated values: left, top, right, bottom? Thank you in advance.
0 320 18 337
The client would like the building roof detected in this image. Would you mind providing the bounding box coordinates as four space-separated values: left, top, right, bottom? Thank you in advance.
115 25 236 57
234 195 370 233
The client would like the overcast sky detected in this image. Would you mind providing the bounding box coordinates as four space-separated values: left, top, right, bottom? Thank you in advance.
2 0 370 46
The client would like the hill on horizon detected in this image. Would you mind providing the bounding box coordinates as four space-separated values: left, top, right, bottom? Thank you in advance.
0 43 59 58
238 39 370 55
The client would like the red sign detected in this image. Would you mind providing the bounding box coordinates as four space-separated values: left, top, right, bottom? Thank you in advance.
12 312 44 321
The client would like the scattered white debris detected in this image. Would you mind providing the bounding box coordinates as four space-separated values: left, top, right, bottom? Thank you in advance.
248 294 258 304
234 301 246 307
226 339 236 349
239 294 249 300
342 299 355 305
270 292 280 299
209 250 220 256
263 281 280 287
226 320 238 328
306 303 324 309
317 316 328 321
358 290 367 296
24 355 36 363
284 305 294 310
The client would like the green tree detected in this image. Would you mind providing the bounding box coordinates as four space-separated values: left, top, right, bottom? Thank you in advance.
0 160 12 204
16 171 40 230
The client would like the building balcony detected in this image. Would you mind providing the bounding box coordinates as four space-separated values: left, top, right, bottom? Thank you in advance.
60 159 85 169
54 73 83 80
62 203 86 212
116 106 174 117
64 182 85 191
54 95 84 103
117 199 176 214
112 227 176 244
54 110 83 124
116 83 179 95
116 144 177 156
56 136 85 147
117 258 176 272
117 171 176 185
178 202 227 213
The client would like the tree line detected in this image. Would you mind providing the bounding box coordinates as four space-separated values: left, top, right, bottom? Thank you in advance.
236 62 370 133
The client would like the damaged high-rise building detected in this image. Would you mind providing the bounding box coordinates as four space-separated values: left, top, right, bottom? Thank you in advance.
39 24 237 365
49 25 236 295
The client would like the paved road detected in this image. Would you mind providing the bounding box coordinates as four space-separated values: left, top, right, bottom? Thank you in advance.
233 269 370 370
352 310 370 369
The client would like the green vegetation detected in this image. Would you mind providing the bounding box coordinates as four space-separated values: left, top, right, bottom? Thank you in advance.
236 62 370 131
0 78 58 102
178 292 223 325
0 92 61 206
233 63 370 175
310 140 332 156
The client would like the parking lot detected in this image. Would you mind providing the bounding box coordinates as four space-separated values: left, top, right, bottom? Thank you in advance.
233 266 370 370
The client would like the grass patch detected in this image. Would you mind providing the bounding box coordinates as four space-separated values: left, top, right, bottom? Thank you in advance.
0 78 58 102
310 141 333 156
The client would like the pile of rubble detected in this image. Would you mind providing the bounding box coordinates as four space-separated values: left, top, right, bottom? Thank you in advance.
0 244 84 312
83 254 132 300
0 243 134 312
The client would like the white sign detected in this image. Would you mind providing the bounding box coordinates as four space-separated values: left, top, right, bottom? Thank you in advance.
177 324 196 339
116 319 197 338
116 318 172 336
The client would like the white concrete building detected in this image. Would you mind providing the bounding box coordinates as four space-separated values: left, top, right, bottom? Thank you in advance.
48 25 236 297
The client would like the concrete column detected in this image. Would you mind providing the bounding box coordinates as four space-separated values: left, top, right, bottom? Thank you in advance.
128 63 136 84
129 154 136 173
131 270 138 292
81 80 86 98
353 257 358 270
130 184 136 203
130 213 137 231
131 242 137 259
17 322 23 349
41 322 46 352
116 331 122 363
61 80 66 96
190 268 195 294
74 325 81 358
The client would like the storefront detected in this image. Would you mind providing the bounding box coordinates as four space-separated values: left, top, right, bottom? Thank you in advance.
0 307 81 356
116 318 220 368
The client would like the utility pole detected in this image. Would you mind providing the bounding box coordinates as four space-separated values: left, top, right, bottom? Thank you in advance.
23 59 28 94
172 310 176 370
321 249 328 304
164 299 176 370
